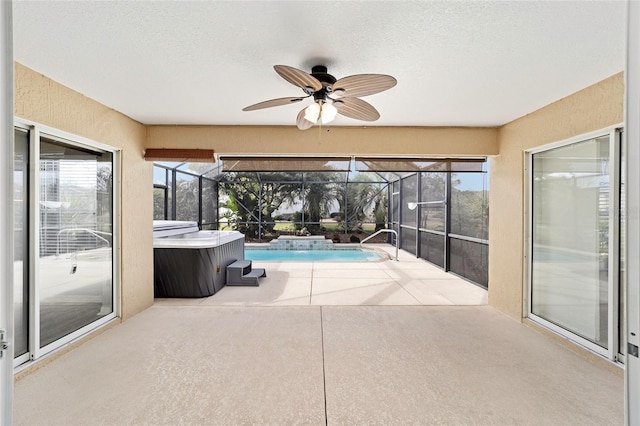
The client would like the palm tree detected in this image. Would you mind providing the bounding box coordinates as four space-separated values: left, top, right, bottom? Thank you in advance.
303 172 342 232
339 174 388 232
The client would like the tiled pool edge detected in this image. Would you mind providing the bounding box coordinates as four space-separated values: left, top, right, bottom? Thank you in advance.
244 243 392 262
265 236 333 250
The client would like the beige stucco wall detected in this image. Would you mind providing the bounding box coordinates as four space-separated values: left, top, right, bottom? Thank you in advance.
489 72 624 320
14 63 154 320
146 125 499 156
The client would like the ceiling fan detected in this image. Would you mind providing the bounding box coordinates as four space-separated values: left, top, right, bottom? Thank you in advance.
242 65 397 130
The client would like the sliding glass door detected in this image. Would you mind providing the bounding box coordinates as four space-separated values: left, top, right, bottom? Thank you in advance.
528 128 621 358
38 137 114 349
13 123 118 365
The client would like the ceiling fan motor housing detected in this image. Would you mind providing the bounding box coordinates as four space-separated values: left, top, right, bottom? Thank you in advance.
310 65 337 100
311 65 336 85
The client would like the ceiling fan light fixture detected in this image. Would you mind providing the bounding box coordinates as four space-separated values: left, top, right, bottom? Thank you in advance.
304 102 321 123
321 102 337 124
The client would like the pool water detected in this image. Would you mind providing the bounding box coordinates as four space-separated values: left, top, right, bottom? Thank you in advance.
245 248 385 262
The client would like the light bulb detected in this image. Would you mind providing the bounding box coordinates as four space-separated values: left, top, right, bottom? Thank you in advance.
321 102 337 124
304 102 321 123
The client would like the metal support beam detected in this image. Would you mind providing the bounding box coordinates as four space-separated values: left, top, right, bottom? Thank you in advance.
416 172 421 257
258 185 262 242
398 179 403 249
171 169 177 220
444 172 452 272
198 177 203 228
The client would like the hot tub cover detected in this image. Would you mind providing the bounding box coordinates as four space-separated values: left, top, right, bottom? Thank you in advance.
153 220 199 238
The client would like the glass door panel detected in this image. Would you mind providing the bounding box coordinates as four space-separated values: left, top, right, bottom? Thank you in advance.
619 131 626 358
14 129 29 358
531 136 610 349
38 138 113 348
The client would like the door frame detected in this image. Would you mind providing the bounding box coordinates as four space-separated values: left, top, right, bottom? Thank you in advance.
625 1 640 422
524 125 623 361
1 1 14 423
14 118 121 366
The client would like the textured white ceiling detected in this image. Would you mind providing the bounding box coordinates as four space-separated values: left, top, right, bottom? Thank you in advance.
13 1 626 127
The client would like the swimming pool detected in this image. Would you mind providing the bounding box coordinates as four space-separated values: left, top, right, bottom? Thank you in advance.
245 248 387 262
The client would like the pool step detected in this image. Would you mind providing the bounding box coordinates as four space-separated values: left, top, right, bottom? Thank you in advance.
226 260 266 286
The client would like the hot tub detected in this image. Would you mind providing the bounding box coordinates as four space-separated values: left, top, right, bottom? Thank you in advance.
153 221 245 298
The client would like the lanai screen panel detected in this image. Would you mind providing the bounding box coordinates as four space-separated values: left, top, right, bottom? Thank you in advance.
221 156 351 172
355 157 485 173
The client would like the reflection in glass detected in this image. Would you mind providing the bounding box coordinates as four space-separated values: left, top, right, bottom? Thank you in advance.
531 136 610 348
39 138 113 348
14 129 29 357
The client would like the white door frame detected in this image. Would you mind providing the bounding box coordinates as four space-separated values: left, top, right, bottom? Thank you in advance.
0 1 14 424
525 126 622 360
625 1 640 424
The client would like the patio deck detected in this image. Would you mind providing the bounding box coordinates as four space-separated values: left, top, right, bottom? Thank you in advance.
13 246 622 425
155 245 488 307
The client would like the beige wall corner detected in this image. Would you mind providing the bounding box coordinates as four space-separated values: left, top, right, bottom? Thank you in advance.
490 72 624 320
146 125 499 157
14 62 154 320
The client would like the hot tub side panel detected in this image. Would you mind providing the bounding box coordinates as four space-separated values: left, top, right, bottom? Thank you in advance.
153 237 245 298
154 248 215 297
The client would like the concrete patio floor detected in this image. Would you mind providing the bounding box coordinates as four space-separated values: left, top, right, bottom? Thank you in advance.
13 246 623 425
155 245 488 308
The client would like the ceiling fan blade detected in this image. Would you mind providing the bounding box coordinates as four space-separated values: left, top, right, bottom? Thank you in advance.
296 107 315 130
242 96 306 111
274 65 323 93
331 74 397 98
334 98 380 121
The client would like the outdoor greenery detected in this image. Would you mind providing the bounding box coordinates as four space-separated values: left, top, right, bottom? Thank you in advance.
216 171 387 240
153 164 487 244
219 172 302 238
451 186 489 240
